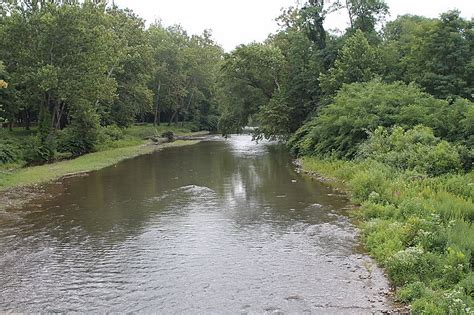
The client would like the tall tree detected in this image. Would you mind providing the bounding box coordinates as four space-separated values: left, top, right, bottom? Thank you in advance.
105 6 154 127
319 30 381 99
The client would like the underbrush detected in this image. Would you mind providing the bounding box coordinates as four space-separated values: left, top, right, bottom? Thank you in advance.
0 124 193 166
301 157 474 314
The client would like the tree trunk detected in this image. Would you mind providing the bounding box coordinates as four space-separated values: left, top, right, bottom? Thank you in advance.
346 0 354 29
154 82 161 126
169 110 177 126
55 102 65 129
25 111 31 130
182 89 194 127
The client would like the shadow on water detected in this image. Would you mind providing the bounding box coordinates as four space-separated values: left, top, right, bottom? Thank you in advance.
0 135 392 313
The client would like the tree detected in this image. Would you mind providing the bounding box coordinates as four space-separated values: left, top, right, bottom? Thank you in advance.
0 61 9 123
216 43 285 136
418 11 473 100
148 24 222 128
382 12 473 101
105 7 154 127
344 0 389 35
289 81 468 158
319 30 380 99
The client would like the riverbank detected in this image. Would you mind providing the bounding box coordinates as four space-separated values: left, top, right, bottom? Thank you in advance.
299 157 474 314
0 124 208 211
0 139 202 212
1 139 201 191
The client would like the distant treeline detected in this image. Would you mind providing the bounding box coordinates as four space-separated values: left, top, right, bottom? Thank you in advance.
0 0 222 158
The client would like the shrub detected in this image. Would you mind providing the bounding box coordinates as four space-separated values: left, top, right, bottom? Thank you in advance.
101 125 124 141
289 81 472 158
58 108 100 156
458 273 474 299
387 247 438 286
397 281 427 303
362 201 397 219
0 139 20 164
447 221 474 267
359 125 462 176
348 167 390 203
362 219 406 263
23 135 55 164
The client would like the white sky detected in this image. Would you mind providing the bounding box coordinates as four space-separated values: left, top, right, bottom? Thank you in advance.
113 0 474 51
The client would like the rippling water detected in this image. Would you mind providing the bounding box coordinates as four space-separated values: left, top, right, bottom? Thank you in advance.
0 135 391 313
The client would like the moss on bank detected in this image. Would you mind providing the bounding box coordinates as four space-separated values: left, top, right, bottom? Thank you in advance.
300 157 474 314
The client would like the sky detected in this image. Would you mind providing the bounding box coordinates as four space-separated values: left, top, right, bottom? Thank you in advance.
113 0 474 51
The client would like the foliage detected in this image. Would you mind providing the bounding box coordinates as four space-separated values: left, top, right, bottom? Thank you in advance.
56 108 100 156
23 135 55 164
383 11 473 100
0 138 20 164
319 30 381 98
0 2 219 164
301 156 474 312
359 126 462 176
290 81 472 159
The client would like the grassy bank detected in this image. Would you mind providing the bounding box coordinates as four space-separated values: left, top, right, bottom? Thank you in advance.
301 157 473 314
0 124 201 191
0 140 198 191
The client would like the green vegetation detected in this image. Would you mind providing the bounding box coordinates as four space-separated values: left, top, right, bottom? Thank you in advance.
0 1 221 165
301 157 473 313
0 124 199 191
215 1 473 312
1 0 473 313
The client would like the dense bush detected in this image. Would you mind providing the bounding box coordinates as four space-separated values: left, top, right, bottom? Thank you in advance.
0 139 21 164
23 135 56 164
359 125 462 176
289 81 472 158
97 125 125 143
57 108 100 156
301 157 474 312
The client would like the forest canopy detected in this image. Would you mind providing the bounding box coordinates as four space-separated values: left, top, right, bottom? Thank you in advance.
0 0 222 160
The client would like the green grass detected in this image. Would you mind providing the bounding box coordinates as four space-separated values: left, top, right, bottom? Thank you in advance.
301 157 474 314
0 123 202 191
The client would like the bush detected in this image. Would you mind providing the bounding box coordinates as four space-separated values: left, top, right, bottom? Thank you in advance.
300 157 474 313
101 125 124 141
348 166 390 203
289 81 471 158
58 108 100 156
23 135 55 164
96 124 125 146
397 281 427 303
359 125 462 176
362 219 406 263
387 247 437 286
0 139 20 164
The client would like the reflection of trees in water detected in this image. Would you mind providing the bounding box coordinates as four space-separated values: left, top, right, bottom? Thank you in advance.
10 137 347 246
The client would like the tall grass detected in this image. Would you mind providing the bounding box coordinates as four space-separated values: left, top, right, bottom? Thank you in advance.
301 157 474 313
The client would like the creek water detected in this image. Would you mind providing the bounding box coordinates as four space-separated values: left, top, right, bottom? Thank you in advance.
0 135 392 313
